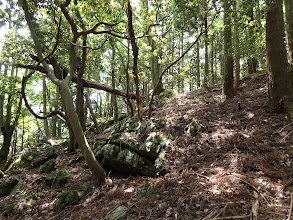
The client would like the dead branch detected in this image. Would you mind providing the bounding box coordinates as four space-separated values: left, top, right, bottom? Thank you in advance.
250 191 259 220
287 192 293 220
212 215 250 220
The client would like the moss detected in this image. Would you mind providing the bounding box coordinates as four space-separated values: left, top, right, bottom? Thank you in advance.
2 202 17 216
53 190 80 211
187 121 201 136
42 170 69 189
39 159 55 174
0 176 19 197
18 150 40 170
26 194 37 207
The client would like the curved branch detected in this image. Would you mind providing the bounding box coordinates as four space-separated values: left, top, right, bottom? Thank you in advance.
148 12 220 118
21 71 67 121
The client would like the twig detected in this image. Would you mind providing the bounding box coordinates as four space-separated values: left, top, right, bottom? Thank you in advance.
202 209 220 220
279 122 293 132
281 130 293 142
250 191 259 220
212 215 250 220
213 203 228 219
287 192 293 220
195 172 212 182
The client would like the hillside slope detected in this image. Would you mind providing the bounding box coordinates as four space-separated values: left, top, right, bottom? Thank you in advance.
1 73 293 219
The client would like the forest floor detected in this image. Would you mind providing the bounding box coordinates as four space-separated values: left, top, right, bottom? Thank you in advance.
2 72 293 220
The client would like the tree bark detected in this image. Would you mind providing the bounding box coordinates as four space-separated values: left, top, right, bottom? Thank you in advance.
204 16 209 88
196 42 201 88
110 41 118 121
43 75 50 138
222 0 234 99
22 0 105 184
233 2 241 92
284 0 293 66
127 0 143 120
266 0 293 116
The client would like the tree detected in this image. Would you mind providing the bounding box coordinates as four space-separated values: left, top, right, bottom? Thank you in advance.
284 0 293 66
222 0 234 99
266 0 293 116
21 0 105 184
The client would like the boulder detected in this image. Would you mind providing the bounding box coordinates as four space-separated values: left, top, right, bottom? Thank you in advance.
42 170 69 189
0 176 19 197
92 117 169 177
39 159 55 173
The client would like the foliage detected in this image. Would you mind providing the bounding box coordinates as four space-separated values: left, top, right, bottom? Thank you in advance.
1 201 17 216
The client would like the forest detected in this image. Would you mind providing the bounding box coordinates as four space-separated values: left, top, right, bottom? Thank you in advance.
0 0 293 219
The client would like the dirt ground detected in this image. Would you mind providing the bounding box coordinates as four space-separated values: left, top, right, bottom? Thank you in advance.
1 73 293 219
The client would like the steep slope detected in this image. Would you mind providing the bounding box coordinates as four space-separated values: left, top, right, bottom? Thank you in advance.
1 73 293 219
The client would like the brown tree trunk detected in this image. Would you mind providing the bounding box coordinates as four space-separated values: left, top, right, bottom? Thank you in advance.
267 0 293 115
22 0 105 184
233 2 241 92
284 0 293 70
196 42 201 88
222 0 234 99
127 1 143 120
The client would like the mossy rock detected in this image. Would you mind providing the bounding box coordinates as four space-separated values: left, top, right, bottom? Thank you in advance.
105 206 128 220
138 133 169 162
154 89 173 106
39 159 56 174
53 189 80 211
17 150 41 170
0 176 19 197
42 170 69 189
2 202 17 216
187 121 201 136
153 118 166 129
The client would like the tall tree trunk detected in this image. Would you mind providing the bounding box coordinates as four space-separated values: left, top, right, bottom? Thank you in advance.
223 0 234 99
127 1 143 120
110 42 118 121
266 0 293 116
149 38 164 95
210 34 215 86
204 16 209 89
0 127 14 166
43 75 50 139
22 0 105 184
196 42 201 88
284 0 293 66
233 2 241 92
247 0 258 74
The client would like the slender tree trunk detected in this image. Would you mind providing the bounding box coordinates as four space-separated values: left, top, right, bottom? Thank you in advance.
196 42 201 88
284 0 293 65
223 0 234 99
204 16 209 88
85 93 99 130
110 42 118 121
22 0 105 184
43 75 50 139
247 0 258 74
127 1 143 120
266 0 293 116
233 2 241 92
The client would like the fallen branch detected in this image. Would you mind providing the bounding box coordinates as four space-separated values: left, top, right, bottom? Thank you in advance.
250 191 259 220
287 192 293 220
212 215 250 220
